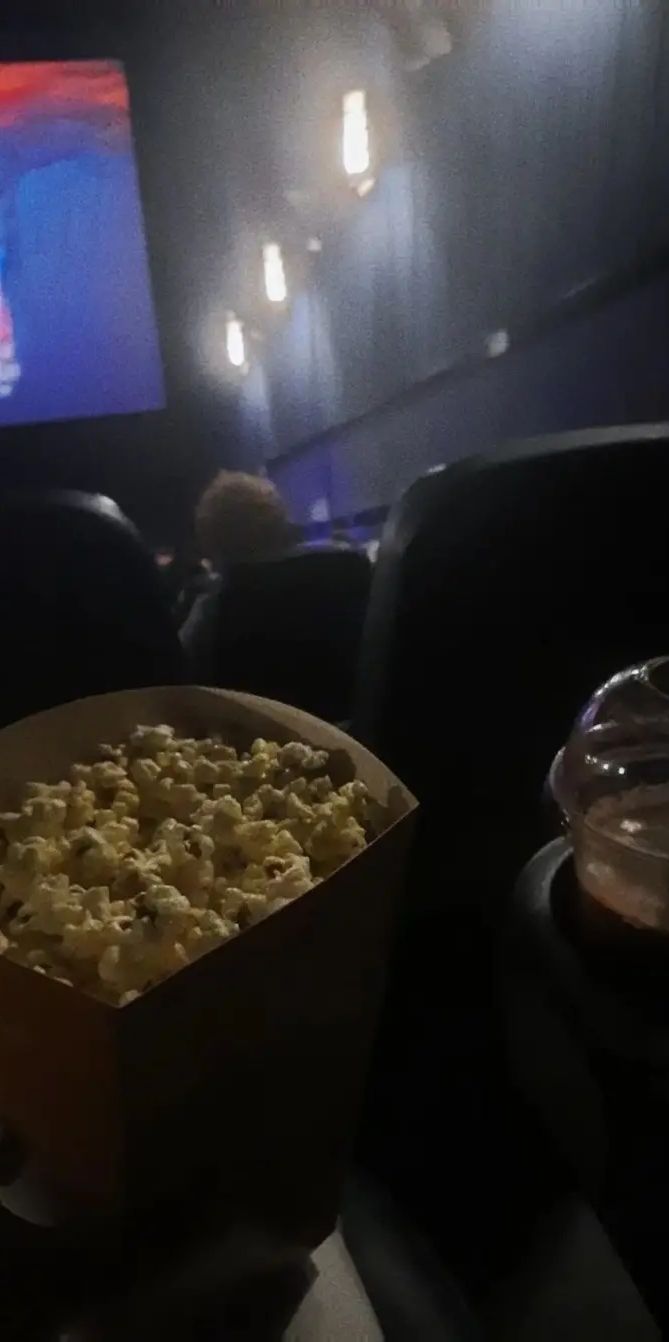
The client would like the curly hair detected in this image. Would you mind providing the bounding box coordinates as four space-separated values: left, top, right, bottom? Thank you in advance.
195 471 294 567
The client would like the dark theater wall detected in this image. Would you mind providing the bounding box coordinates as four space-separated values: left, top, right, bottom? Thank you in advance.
0 2 668 541
248 3 666 448
270 269 669 528
240 1 669 525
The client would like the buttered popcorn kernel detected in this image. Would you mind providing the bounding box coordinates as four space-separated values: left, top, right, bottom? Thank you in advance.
0 727 372 1005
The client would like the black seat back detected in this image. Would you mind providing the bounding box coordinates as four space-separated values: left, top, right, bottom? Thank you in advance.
354 425 669 915
0 491 184 727
206 544 372 722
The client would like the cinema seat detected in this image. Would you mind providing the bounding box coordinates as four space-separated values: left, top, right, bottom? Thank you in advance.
184 542 372 724
351 422 669 1290
0 490 185 727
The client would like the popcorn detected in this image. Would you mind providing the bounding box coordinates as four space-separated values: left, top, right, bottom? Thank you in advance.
81 886 114 920
111 852 166 900
242 794 264 822
240 863 271 895
96 819 138 854
67 783 97 829
239 752 279 784
339 780 369 810
235 821 282 864
170 852 215 905
165 755 193 784
263 854 314 901
99 945 123 985
68 829 122 887
130 758 162 791
0 725 372 1005
129 725 176 757
184 908 235 956
213 883 246 919
269 829 304 859
112 786 140 820
193 758 220 789
143 885 193 929
22 797 67 838
286 792 315 824
308 775 335 803
62 917 117 962
237 894 271 927
25 781 71 801
209 795 245 827
89 762 129 795
305 799 367 870
279 742 329 774
99 744 127 765
0 812 25 842
20 877 91 938
3 838 64 897
251 739 280 760
255 785 288 819
161 782 202 822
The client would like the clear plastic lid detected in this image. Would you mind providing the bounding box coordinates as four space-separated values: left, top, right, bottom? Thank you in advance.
551 657 669 932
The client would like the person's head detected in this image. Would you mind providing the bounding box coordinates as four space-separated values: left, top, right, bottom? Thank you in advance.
195 471 294 569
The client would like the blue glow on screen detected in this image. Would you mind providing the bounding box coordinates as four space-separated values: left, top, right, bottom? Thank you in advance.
0 60 164 427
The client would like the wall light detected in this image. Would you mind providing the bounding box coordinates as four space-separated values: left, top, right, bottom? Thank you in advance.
263 242 288 304
486 329 510 358
355 175 376 199
225 314 246 369
342 89 370 177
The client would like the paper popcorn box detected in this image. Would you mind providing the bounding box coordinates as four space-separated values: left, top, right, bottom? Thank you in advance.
0 687 417 1245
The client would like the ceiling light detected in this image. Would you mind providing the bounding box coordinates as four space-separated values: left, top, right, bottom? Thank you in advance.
342 89 370 177
263 242 288 304
225 314 246 369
